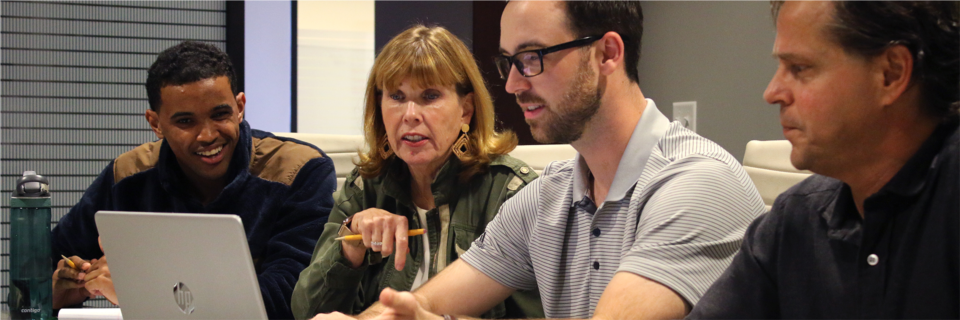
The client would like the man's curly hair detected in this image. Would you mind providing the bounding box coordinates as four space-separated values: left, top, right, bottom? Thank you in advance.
145 41 238 111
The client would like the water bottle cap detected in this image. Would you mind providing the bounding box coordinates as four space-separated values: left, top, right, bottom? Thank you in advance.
16 171 49 197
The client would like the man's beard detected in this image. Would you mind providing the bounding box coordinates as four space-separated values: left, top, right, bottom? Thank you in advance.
520 55 603 144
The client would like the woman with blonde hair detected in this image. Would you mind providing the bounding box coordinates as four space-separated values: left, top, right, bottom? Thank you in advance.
291 25 543 319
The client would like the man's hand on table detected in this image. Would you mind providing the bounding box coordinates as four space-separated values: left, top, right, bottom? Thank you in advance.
52 255 93 309
371 288 444 320
84 255 117 305
53 237 118 307
312 311 359 320
310 288 444 320
85 238 118 305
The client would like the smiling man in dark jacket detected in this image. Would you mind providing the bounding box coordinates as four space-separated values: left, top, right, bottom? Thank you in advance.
50 41 337 319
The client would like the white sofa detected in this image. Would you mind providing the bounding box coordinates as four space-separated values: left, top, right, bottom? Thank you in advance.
742 140 813 211
275 133 809 212
273 133 577 197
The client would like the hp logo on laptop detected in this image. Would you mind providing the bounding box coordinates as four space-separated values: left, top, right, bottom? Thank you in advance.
173 282 195 314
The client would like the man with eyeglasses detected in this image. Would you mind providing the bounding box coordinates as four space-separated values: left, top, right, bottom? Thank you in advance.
312 2 764 320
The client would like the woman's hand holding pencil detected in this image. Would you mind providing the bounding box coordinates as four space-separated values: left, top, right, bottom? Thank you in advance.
334 229 425 241
338 208 425 271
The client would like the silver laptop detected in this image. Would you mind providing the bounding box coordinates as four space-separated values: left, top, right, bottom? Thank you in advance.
95 211 268 320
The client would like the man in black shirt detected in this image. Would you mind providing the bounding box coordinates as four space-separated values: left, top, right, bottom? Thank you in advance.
689 1 959 318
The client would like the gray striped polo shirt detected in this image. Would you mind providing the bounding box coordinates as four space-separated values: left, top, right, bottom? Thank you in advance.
460 100 765 318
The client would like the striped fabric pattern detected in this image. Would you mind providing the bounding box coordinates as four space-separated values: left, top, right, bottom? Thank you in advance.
461 105 765 318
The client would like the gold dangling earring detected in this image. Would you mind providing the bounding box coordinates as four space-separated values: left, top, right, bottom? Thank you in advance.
379 136 393 159
452 123 470 160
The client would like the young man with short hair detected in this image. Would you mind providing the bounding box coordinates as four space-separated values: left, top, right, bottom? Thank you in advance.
51 41 337 319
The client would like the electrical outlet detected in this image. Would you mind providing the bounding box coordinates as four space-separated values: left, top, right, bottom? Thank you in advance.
672 101 697 132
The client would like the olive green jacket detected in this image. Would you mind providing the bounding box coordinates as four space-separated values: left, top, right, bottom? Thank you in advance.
291 155 544 320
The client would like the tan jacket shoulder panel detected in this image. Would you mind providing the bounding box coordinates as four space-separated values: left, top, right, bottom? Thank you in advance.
113 140 163 184
250 136 325 186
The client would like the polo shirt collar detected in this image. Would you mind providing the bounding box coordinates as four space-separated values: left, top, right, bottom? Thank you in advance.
572 99 671 205
823 117 959 237
823 184 861 241
877 118 958 198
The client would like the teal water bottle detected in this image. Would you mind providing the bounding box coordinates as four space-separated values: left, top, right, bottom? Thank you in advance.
8 171 53 320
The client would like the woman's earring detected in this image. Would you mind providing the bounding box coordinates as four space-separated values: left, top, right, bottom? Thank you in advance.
453 123 470 160
379 136 393 159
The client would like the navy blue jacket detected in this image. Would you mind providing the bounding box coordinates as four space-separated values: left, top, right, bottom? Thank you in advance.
52 121 337 319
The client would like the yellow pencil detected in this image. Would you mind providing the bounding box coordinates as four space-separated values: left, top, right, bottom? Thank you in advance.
61 254 80 270
334 229 426 241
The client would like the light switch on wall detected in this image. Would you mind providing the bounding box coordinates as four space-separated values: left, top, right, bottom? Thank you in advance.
672 101 697 132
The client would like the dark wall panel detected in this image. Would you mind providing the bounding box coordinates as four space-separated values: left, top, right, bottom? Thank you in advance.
372 1 535 145
472 1 536 145
374 1 473 52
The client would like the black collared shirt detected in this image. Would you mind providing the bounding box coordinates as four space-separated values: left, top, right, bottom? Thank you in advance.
688 119 959 319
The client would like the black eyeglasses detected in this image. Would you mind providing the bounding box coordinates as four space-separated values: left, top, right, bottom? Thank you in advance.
494 36 603 80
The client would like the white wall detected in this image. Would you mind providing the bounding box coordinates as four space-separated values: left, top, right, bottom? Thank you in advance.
638 1 783 161
296 1 375 135
244 1 292 133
